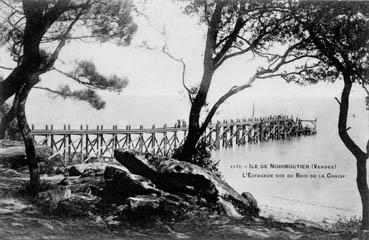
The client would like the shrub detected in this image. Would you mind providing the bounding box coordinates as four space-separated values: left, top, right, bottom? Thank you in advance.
172 139 222 177
0 103 21 140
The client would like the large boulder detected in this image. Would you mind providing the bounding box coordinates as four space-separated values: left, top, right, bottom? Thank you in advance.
123 194 196 223
114 149 259 217
68 162 113 176
59 175 106 197
103 165 161 202
0 140 54 170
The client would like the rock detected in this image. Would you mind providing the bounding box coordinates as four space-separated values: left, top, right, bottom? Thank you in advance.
37 220 55 231
95 216 103 224
0 139 52 169
37 186 72 212
59 176 105 196
114 150 157 180
127 195 160 212
241 192 258 209
103 165 161 202
288 234 303 240
68 162 113 176
294 219 325 230
114 149 259 217
106 215 120 226
163 225 191 239
38 155 64 175
11 222 24 227
217 198 243 219
3 168 21 177
229 226 271 239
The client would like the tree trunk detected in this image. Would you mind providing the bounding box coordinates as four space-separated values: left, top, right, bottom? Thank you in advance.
338 76 369 230
0 103 16 139
357 157 369 229
179 68 214 162
0 65 31 106
180 126 202 162
15 83 41 193
176 1 225 161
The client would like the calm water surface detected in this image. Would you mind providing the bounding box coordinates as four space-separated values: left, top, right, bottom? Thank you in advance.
214 98 369 222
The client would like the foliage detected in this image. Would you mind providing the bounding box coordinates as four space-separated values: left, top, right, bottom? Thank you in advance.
0 0 136 107
70 60 129 92
84 0 138 45
0 103 21 140
172 139 222 177
44 60 129 109
0 0 138 61
274 1 369 86
54 85 106 110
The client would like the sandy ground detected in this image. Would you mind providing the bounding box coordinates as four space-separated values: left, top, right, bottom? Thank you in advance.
259 195 358 227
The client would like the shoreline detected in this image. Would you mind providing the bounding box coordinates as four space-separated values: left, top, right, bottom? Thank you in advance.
259 194 360 227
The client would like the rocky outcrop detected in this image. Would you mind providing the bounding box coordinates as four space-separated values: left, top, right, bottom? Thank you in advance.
35 148 259 221
103 165 161 201
114 149 259 217
68 162 113 176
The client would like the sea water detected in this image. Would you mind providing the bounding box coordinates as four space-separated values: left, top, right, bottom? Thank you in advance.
214 97 369 222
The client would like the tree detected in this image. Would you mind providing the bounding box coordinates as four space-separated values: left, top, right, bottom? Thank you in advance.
0 0 137 192
171 0 311 162
271 1 369 230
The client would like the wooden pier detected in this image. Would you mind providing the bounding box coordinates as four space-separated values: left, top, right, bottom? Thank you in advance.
31 115 317 161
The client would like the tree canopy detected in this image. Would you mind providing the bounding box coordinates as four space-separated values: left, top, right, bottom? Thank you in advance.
0 0 137 107
0 0 138 192
166 0 316 162
270 1 369 86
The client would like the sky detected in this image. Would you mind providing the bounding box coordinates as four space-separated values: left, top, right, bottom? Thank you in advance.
0 0 367 127
33 0 367 99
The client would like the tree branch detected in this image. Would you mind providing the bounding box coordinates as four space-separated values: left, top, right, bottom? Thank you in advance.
200 73 258 133
41 6 87 72
338 79 367 160
52 67 90 85
362 82 369 96
213 17 245 65
0 65 13 71
161 45 193 103
334 97 341 105
34 86 61 95
140 23 193 103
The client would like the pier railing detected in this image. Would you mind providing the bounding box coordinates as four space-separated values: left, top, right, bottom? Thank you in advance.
31 115 317 161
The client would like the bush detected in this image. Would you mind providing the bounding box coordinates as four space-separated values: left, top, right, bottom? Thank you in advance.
172 140 222 177
0 103 21 140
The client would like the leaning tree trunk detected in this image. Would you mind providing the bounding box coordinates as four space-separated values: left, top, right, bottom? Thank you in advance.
15 83 41 193
176 2 223 162
338 77 369 230
179 68 214 162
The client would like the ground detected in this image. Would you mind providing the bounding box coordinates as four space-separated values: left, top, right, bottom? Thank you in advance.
0 166 361 240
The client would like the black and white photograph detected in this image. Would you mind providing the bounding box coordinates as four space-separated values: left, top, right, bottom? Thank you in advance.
0 0 369 239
